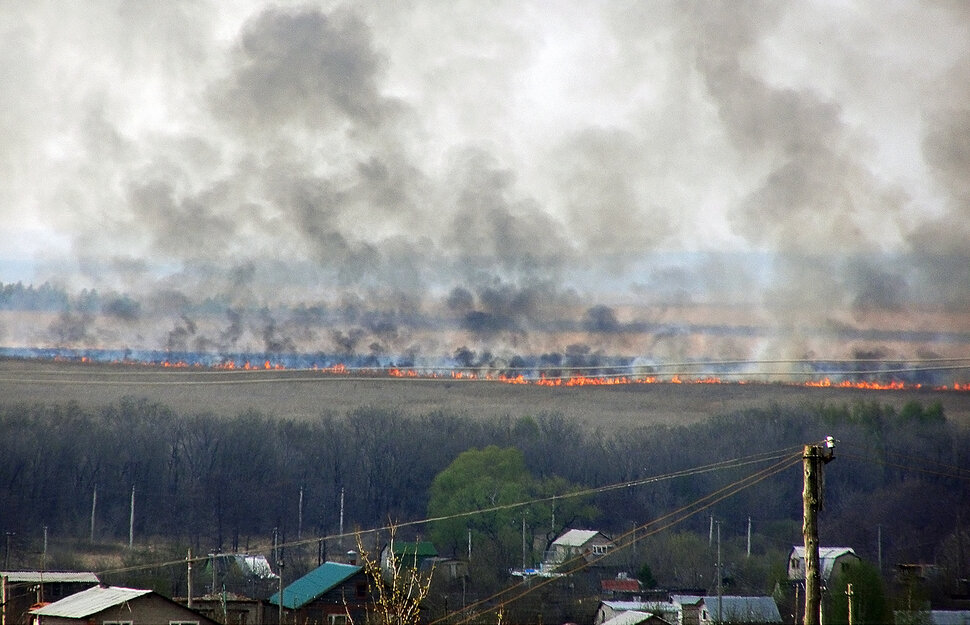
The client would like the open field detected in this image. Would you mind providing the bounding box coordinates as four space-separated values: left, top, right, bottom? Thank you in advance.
3 358 970 427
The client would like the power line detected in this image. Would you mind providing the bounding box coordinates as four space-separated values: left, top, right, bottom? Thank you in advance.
95 445 803 576
434 452 803 625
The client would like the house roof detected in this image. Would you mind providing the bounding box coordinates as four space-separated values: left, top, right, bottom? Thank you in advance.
925 610 970 625
553 529 602 547
390 541 437 558
790 546 859 580
600 610 670 625
30 585 151 618
699 596 782 624
601 601 677 613
268 562 363 610
0 571 99 584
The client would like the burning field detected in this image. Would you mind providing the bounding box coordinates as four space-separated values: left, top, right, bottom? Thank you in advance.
3 3 970 430
4 352 970 429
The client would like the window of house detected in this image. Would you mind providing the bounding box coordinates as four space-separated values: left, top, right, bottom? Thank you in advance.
328 614 349 625
356 582 367 598
592 544 610 555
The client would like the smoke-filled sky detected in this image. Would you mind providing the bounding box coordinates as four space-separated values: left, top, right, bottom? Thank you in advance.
2 1 969 368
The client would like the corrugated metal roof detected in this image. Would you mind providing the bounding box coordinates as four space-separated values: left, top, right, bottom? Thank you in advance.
927 610 970 625
30 586 151 618
601 601 676 612
552 529 601 547
701 596 781 623
391 541 437 558
1 571 99 584
267 562 362 610
600 610 656 625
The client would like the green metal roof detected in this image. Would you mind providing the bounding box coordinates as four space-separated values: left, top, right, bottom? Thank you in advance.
391 541 437 558
268 562 363 610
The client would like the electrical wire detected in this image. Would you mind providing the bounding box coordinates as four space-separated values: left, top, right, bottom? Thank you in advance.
432 452 803 625
94 445 803 576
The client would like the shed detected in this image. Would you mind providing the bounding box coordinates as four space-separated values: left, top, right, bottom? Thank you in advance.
594 600 679 625
1 571 100 625
379 541 437 579
599 609 673 625
30 585 219 625
267 562 367 625
696 596 782 625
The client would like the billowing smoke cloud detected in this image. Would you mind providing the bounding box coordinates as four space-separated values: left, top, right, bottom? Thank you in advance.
1 1 969 373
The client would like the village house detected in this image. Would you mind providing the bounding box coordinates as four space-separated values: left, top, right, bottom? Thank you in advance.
379 541 437 580
594 600 679 625
597 595 782 625
1 571 100 625
29 585 219 625
600 573 643 601
597 609 674 625
544 529 616 571
266 562 368 625
181 592 263 625
679 595 782 625
787 546 861 585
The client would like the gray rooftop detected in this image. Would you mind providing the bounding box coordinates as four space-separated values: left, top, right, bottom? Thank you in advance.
1 571 99 584
552 529 602 547
701 596 782 624
30 586 151 618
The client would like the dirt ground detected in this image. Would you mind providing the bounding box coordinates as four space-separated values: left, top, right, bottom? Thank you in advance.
3 358 970 428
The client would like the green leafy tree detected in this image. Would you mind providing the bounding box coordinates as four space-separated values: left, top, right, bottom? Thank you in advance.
427 446 598 570
825 560 891 625
428 446 532 557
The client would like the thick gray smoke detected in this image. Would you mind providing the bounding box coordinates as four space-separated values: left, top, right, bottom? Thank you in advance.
1 1 969 373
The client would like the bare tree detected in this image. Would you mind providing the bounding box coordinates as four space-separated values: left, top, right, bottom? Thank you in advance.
352 527 433 625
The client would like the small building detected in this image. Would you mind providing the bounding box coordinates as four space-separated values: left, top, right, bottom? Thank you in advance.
787 547 861 585
266 562 368 625
598 609 673 625
1 571 100 625
379 541 437 580
182 592 263 625
30 585 220 625
895 610 970 625
601 573 642 600
594 600 679 625
685 596 782 625
545 530 616 570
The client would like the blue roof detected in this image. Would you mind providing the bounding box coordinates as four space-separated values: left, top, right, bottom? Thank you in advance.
268 562 363 610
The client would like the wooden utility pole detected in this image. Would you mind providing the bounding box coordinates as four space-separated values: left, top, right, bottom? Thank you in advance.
846 582 855 625
128 486 135 549
90 485 97 543
187 549 193 608
803 439 835 625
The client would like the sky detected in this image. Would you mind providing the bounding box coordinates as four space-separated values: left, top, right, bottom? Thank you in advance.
1 1 969 371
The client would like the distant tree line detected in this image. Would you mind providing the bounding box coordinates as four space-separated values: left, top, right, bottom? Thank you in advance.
0 396 967 598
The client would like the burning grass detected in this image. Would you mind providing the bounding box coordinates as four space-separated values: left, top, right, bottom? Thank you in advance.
3 356 970 430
